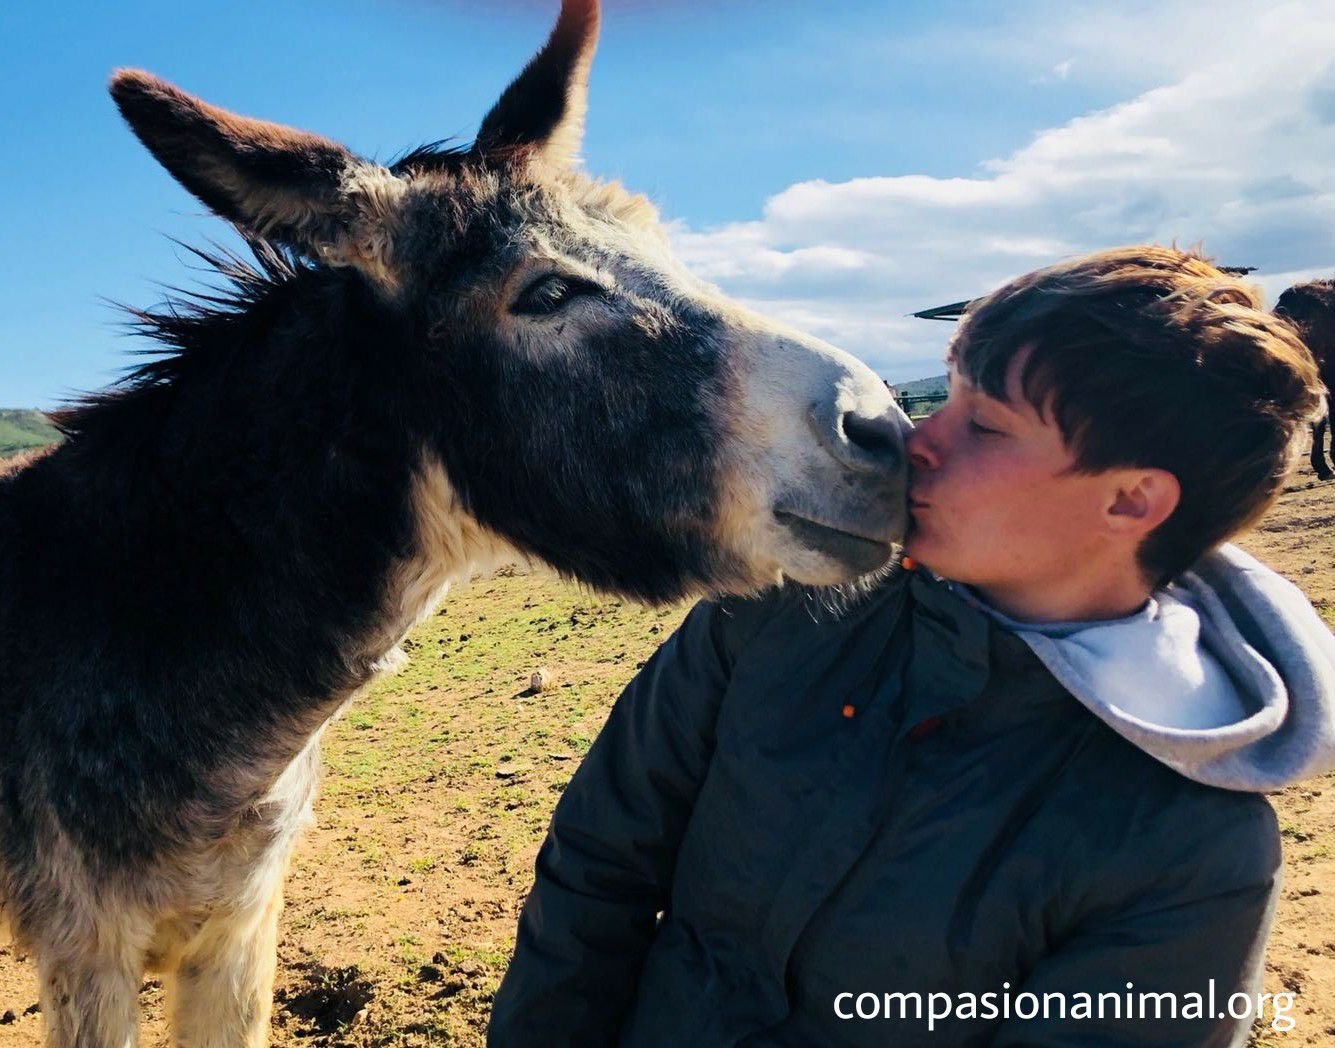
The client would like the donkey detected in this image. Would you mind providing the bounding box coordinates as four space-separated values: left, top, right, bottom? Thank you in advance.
1275 280 1335 480
0 2 911 1045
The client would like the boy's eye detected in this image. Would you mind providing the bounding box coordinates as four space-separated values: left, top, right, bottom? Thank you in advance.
968 418 1002 436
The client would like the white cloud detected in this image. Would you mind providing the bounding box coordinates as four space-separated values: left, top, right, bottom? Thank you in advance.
669 0 1335 383
1031 57 1074 85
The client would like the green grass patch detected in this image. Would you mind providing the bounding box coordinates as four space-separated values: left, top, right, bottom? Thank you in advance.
0 408 60 458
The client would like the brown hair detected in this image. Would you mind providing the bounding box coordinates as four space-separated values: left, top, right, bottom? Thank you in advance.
950 245 1324 586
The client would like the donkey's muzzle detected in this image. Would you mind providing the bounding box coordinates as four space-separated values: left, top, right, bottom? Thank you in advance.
776 398 913 574
810 401 914 476
773 511 896 577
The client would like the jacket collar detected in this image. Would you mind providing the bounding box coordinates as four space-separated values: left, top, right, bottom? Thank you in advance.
900 570 1068 734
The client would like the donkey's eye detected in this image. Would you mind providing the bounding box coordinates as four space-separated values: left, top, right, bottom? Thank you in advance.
512 274 604 317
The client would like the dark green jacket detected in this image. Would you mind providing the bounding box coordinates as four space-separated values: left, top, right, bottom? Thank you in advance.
490 568 1281 1046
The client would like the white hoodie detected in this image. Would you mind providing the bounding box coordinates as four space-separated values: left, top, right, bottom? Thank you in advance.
953 544 1335 792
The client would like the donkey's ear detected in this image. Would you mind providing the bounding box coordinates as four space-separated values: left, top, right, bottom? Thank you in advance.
111 70 406 287
475 0 600 166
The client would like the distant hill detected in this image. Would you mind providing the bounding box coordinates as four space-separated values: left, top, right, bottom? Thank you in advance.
0 409 61 458
888 373 947 397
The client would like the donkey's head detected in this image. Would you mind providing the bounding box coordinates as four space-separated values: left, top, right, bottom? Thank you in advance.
110 0 910 603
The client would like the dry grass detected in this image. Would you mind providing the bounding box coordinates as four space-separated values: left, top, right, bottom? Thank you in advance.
2 466 1334 1044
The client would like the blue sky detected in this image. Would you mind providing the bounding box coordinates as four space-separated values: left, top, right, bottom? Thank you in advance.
4 0 1334 408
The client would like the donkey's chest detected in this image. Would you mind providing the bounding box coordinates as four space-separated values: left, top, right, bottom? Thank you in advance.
145 728 329 969
206 724 326 887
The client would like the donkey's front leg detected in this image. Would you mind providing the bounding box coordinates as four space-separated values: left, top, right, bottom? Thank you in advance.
1313 415 1333 481
37 953 141 1048
164 884 282 1048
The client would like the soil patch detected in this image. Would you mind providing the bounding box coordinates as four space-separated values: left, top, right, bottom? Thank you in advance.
3 461 1335 1044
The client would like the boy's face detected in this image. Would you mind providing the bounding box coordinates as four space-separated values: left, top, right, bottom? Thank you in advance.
903 347 1139 612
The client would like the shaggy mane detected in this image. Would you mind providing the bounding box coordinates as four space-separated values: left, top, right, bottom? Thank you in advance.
49 237 305 441
388 140 472 177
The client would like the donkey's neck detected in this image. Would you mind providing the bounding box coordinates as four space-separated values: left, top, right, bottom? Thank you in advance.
28 268 516 802
367 454 522 669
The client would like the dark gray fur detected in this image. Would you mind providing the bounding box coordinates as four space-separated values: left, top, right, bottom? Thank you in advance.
1275 280 1335 481
0 2 910 1043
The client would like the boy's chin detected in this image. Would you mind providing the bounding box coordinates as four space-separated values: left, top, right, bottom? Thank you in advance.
901 525 937 567
901 533 959 581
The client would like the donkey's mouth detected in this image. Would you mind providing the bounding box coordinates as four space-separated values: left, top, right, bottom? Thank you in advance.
773 510 895 575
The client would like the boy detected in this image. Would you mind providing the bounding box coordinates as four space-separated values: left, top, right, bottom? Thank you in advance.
490 246 1335 1045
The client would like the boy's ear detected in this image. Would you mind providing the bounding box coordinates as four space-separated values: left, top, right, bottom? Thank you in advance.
1107 469 1181 536
111 70 406 287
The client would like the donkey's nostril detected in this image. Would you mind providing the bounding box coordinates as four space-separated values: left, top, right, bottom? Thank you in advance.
841 411 903 465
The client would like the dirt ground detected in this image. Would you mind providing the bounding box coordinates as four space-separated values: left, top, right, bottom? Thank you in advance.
3 463 1335 1045
1232 469 1335 1047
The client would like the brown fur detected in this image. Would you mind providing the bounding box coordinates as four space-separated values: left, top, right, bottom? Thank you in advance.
1274 280 1335 480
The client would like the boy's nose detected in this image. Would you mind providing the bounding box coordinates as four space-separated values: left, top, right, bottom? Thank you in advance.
906 423 939 471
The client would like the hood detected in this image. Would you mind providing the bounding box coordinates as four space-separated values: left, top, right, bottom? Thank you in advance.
967 544 1335 792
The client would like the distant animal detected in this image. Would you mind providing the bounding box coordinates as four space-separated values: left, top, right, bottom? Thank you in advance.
0 2 911 1045
1275 280 1335 480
